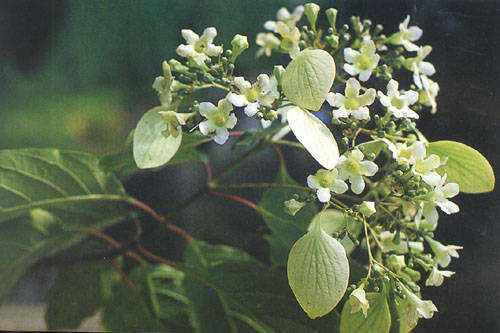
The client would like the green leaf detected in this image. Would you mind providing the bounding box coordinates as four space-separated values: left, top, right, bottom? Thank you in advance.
258 166 318 266
45 263 108 330
0 148 132 300
357 140 385 158
282 49 336 111
286 106 339 169
340 292 391 333
182 240 339 332
287 222 350 319
310 209 362 254
133 107 182 169
427 140 495 193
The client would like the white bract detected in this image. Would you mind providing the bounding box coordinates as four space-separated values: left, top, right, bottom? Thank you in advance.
349 286 369 317
338 149 378 194
256 32 281 57
176 27 223 66
378 79 419 119
426 237 463 268
343 39 380 82
388 15 423 52
404 46 436 88
327 78 376 120
307 169 348 203
198 99 237 145
425 266 454 287
227 75 279 117
264 5 304 32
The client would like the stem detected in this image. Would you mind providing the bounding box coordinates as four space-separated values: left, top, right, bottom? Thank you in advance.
214 182 313 192
362 218 375 279
271 139 305 150
87 228 144 263
136 245 177 266
208 190 257 210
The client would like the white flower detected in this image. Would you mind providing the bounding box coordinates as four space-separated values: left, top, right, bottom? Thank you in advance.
256 32 281 57
264 5 304 32
343 39 380 82
418 75 440 114
327 78 376 120
426 237 463 268
388 15 423 52
413 153 443 186
404 46 436 87
400 285 438 322
227 75 279 117
378 79 419 119
338 149 378 194
198 99 237 145
307 168 348 203
384 139 426 166
350 286 369 317
276 22 301 58
425 266 455 287
176 27 223 66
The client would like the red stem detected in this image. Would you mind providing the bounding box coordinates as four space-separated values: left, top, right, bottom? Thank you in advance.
209 190 258 210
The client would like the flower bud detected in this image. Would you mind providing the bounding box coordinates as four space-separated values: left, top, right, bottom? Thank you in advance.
304 3 320 30
284 198 306 216
168 59 189 74
230 34 249 62
325 8 338 31
273 65 286 86
358 201 376 217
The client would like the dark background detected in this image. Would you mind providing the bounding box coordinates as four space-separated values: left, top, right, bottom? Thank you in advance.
0 1 498 332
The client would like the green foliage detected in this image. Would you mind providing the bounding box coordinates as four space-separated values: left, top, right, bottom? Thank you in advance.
340 293 391 333
428 140 495 193
311 209 362 254
287 220 349 319
46 263 108 330
258 166 318 266
0 149 132 300
282 49 336 111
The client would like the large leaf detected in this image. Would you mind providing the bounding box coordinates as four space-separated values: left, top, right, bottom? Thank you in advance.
45 263 108 330
258 166 318 266
282 49 336 111
287 220 350 319
427 140 495 193
286 106 339 169
182 240 339 332
0 148 132 300
133 107 182 169
340 292 391 333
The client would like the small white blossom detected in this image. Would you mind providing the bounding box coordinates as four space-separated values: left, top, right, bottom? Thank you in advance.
384 140 426 166
400 285 438 323
327 78 376 120
413 154 443 186
378 79 419 119
388 15 423 52
198 99 237 145
418 75 440 114
227 75 279 117
264 5 304 32
425 266 455 287
256 32 281 57
343 39 380 81
426 237 463 268
276 22 301 58
176 27 223 66
350 286 369 317
404 46 436 88
338 149 379 194
307 168 348 203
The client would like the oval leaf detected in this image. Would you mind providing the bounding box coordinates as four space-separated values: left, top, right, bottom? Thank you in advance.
133 108 182 169
427 140 495 193
287 223 349 319
282 49 336 111
340 292 391 333
286 106 339 169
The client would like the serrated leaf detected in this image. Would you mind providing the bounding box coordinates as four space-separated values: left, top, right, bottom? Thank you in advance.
0 148 132 300
46 263 108 330
309 209 362 254
340 292 391 333
282 49 336 111
258 166 318 266
133 107 182 169
286 106 339 169
182 240 339 332
427 140 495 193
287 223 350 319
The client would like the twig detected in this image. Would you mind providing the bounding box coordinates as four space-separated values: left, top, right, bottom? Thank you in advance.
208 190 258 210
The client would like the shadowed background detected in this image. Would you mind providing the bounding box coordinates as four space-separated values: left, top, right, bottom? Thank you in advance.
0 0 498 332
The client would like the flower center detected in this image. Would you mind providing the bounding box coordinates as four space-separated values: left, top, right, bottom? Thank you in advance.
316 170 334 188
391 96 405 109
344 97 360 110
194 40 208 53
355 54 373 70
211 112 227 127
345 159 362 174
245 88 259 103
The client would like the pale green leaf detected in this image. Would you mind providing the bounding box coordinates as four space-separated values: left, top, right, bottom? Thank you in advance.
133 107 182 169
340 292 391 333
0 148 132 300
286 106 339 169
287 223 350 319
282 49 336 111
427 140 495 193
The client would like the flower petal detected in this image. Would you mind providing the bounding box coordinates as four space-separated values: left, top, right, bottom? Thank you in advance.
181 29 199 44
198 102 217 117
317 188 331 203
214 128 229 144
350 175 366 194
244 103 259 117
